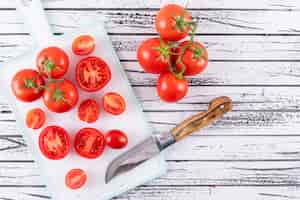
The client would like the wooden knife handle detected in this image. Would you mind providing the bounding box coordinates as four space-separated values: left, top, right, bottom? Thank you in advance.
171 96 232 141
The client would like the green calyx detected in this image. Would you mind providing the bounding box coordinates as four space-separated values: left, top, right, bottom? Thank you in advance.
52 88 64 101
193 46 203 59
43 59 56 74
24 78 37 89
154 39 173 61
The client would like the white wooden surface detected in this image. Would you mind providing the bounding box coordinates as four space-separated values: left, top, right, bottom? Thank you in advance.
1 0 300 199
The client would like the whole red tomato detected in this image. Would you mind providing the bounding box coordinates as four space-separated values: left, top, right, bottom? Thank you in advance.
175 41 208 76
76 56 111 92
43 79 78 113
157 72 188 102
105 130 128 149
137 38 170 73
155 4 192 41
37 46 69 78
11 69 45 102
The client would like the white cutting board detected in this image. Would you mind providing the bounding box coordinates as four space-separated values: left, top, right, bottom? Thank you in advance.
0 0 167 200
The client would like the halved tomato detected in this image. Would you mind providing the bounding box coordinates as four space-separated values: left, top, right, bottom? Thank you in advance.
74 128 105 159
65 168 87 190
76 56 111 92
78 99 100 123
26 108 46 129
72 35 95 56
39 126 70 160
102 92 126 115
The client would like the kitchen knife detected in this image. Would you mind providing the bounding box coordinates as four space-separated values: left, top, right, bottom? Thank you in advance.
105 96 232 183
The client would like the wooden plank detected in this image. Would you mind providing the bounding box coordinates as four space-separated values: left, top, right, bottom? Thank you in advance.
1 85 298 136
3 60 300 86
2 86 300 113
0 186 300 200
119 186 300 200
1 35 300 62
1 0 300 9
111 35 300 61
125 61 300 86
0 188 50 200
147 111 300 135
1 136 300 161
0 161 300 186
1 10 300 34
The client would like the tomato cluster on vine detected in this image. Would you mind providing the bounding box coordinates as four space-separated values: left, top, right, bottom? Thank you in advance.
137 4 208 102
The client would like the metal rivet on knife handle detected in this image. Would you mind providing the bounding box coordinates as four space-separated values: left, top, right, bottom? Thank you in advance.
171 96 232 141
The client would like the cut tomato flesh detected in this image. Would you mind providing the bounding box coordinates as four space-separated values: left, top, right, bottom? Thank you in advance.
39 126 70 160
74 128 105 159
76 56 111 92
103 92 126 115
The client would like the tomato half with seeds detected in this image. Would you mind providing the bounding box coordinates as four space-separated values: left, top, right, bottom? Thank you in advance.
37 47 69 78
74 128 105 159
175 41 208 76
72 35 95 56
26 108 46 129
43 79 78 113
76 56 111 92
65 169 87 190
39 126 70 160
155 4 192 41
11 69 45 102
105 130 128 149
102 92 126 115
78 99 100 123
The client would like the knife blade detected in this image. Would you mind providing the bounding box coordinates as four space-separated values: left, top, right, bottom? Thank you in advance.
105 96 232 183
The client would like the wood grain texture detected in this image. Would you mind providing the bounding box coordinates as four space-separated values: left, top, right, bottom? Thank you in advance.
1 10 300 34
171 97 232 141
1 0 300 9
1 35 300 62
0 186 300 200
0 0 300 199
1 136 300 161
1 86 300 136
0 161 300 186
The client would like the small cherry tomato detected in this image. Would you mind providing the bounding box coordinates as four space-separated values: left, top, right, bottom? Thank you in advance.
155 4 192 41
39 126 70 160
105 130 128 149
65 169 87 190
37 47 69 78
157 72 188 102
175 41 208 76
43 79 78 113
74 128 105 159
76 56 111 92
78 99 100 123
26 108 46 129
11 69 45 102
102 92 126 115
137 38 170 74
72 35 95 56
